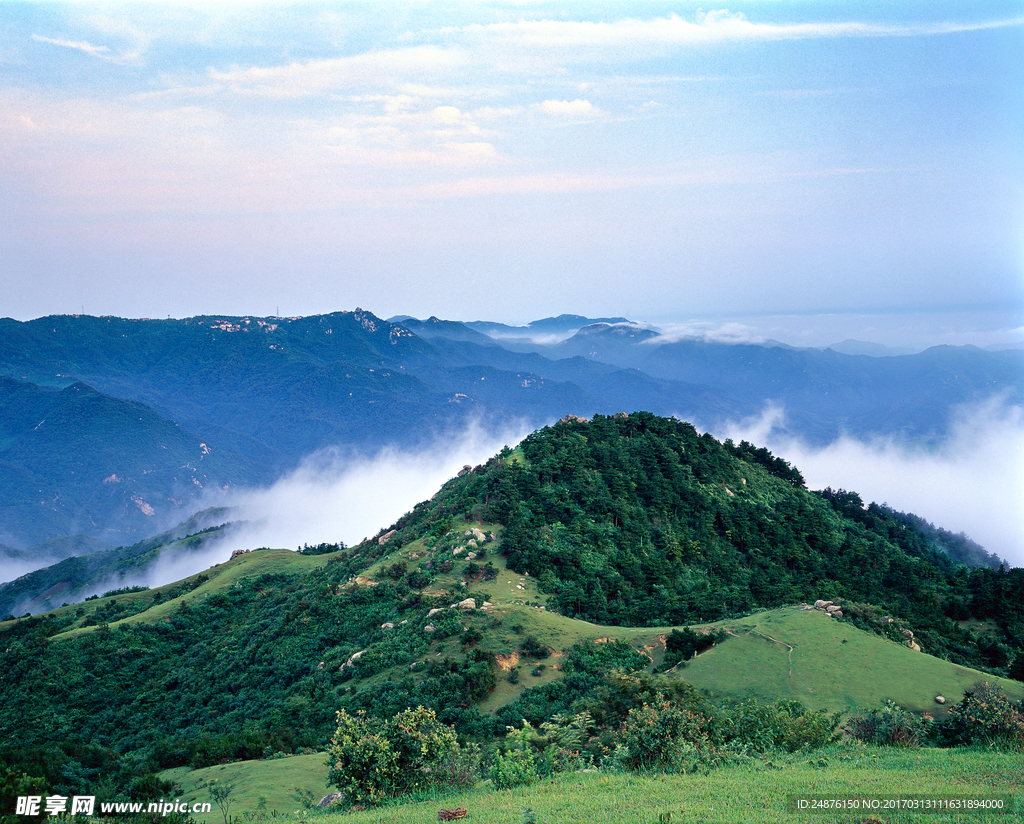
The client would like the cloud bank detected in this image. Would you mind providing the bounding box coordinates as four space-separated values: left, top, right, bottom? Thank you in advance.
711 396 1024 567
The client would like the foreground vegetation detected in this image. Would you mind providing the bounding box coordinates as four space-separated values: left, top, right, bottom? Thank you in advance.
164 745 1021 824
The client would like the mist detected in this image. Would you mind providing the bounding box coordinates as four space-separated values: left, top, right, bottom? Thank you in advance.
710 396 1024 567
206 420 534 555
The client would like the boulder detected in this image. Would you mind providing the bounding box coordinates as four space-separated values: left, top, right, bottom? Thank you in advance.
814 599 833 610
902 629 914 639
424 624 436 633
381 622 395 630
471 528 485 542
456 597 476 611
427 608 442 617
317 793 342 809
935 695 946 704
378 529 397 545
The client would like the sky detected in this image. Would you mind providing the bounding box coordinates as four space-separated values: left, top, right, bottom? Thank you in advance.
2 1 1023 349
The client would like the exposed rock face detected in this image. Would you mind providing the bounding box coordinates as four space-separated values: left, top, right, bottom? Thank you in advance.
558 414 589 424
378 529 397 545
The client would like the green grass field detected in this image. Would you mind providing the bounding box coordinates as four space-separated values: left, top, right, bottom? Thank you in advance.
162 745 1022 824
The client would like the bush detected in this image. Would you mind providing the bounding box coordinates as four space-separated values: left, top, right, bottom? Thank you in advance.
724 699 840 752
615 697 712 771
942 682 1024 750
490 724 540 789
325 707 476 805
846 701 930 748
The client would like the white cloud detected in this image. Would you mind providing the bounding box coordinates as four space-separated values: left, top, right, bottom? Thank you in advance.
644 322 768 345
711 397 1024 567
209 46 467 99
31 34 112 60
537 98 601 116
437 12 1024 49
208 420 533 557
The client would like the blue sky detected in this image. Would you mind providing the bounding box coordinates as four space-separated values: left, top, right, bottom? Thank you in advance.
2 1 1022 346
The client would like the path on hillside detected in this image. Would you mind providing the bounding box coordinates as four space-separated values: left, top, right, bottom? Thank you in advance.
745 629 795 678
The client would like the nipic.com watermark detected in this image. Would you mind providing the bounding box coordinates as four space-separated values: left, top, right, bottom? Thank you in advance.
14 795 212 817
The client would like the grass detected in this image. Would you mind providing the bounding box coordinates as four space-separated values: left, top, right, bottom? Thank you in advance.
162 745 1023 824
161 753 330 822
677 608 1024 715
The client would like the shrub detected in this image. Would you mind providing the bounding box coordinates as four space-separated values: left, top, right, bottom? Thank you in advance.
325 707 476 805
724 699 840 752
942 682 1024 750
846 701 930 748
490 724 540 789
615 697 712 771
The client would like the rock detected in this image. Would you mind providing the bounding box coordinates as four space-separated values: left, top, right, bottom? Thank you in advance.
902 629 914 639
456 597 476 611
427 608 442 617
317 661 325 670
467 552 477 560
482 601 494 609
457 465 472 477
424 624 436 633
344 650 366 668
467 539 478 549
471 528 485 542
453 547 464 556
935 695 946 704
832 610 843 617
814 599 833 610
381 622 395 630
909 641 921 652
317 792 342 808
826 605 841 613
378 529 397 545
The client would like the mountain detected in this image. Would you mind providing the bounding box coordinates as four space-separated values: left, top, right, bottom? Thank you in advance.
1 309 1020 552
0 377 257 549
2 413 1022 806
464 314 635 343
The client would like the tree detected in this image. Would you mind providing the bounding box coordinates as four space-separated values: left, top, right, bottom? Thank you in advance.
204 779 235 824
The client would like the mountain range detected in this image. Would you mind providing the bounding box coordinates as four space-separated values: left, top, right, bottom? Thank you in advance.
0 310 1020 558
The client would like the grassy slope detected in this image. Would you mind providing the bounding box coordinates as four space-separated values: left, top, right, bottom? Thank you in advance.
163 746 1023 824
678 608 1024 714
161 753 329 821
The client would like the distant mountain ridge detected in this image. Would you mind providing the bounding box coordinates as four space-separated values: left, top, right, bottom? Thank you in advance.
1 309 1020 558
